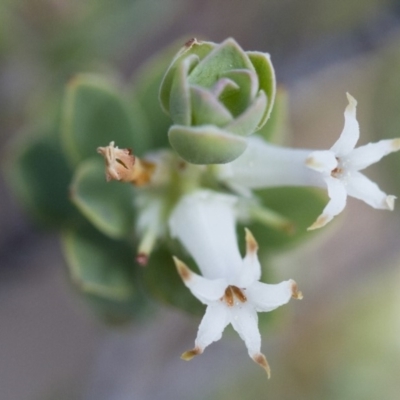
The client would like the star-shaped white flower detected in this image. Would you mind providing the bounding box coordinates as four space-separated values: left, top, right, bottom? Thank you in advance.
169 190 301 377
306 93 400 229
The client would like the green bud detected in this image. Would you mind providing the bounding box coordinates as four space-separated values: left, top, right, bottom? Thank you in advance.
159 38 276 164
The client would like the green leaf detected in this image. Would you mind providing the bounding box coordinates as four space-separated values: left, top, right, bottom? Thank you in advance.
188 38 254 88
62 74 150 165
62 223 145 324
247 51 276 129
159 39 215 114
190 85 233 127
242 187 327 252
222 69 258 117
70 158 135 239
142 247 204 316
169 55 197 125
257 87 290 145
225 91 267 136
4 128 77 227
168 124 247 164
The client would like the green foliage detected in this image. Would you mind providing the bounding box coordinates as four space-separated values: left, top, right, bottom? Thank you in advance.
62 74 150 165
62 222 146 324
5 129 77 227
70 158 135 239
159 38 276 164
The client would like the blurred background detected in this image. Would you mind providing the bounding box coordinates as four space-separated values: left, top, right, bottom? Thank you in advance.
1 0 400 399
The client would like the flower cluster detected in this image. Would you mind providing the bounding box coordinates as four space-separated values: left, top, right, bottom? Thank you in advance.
98 90 400 376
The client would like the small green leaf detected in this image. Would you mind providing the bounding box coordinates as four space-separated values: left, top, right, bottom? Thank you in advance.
159 39 216 114
188 38 254 88
247 51 276 129
62 223 145 324
4 129 77 227
70 158 135 239
190 85 233 127
222 69 258 116
62 74 150 165
169 55 197 125
142 247 204 316
168 124 247 164
242 187 327 252
225 91 267 136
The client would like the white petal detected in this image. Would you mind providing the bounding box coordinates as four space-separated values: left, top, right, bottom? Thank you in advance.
308 176 347 230
346 171 396 210
235 228 261 287
330 93 359 157
230 302 261 357
246 280 298 312
305 150 337 174
194 302 230 352
346 138 400 171
169 190 243 279
173 257 227 304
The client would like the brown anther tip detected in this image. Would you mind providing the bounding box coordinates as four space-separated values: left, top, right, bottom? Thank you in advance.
253 353 271 379
291 281 303 300
244 228 258 254
136 253 148 267
181 347 202 361
172 256 192 281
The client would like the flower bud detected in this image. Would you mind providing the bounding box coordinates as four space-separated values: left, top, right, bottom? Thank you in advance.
159 38 276 164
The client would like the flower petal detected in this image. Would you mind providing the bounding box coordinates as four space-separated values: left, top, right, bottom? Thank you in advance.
169 190 243 279
235 228 261 287
229 303 270 376
346 171 396 210
246 279 300 312
308 176 347 230
330 93 359 157
181 301 230 360
173 257 227 304
230 303 260 355
305 150 337 174
346 138 400 171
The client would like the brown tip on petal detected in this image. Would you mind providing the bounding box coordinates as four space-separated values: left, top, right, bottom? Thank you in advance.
391 139 400 151
181 347 202 361
253 353 271 379
172 256 192 282
307 214 329 231
386 195 396 211
245 228 258 255
136 253 148 267
291 280 303 300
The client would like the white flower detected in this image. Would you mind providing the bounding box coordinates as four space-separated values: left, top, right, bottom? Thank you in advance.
217 93 400 229
305 93 400 229
169 190 301 377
